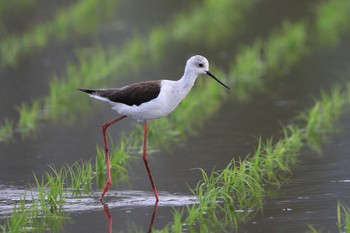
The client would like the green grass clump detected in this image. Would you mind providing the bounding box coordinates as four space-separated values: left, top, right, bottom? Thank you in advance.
45 166 67 210
0 118 14 142
337 202 350 233
1 195 29 232
308 202 350 233
68 161 93 196
171 0 255 47
314 0 350 46
251 126 303 186
188 159 263 229
181 125 302 230
95 134 137 188
230 22 308 101
0 161 95 232
0 0 118 67
264 22 308 74
16 101 40 137
230 40 266 100
300 85 346 152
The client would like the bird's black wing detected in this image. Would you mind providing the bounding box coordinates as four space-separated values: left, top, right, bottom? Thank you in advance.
79 81 162 106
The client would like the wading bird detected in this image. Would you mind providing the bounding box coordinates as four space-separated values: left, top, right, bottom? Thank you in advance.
79 55 229 203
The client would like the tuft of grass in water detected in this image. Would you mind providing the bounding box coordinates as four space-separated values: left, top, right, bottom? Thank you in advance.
264 21 308 75
16 101 40 137
299 85 346 152
0 118 14 142
171 0 256 47
1 161 96 232
67 161 93 196
95 134 136 188
184 159 263 230
308 202 350 233
43 166 66 211
314 0 350 46
252 125 303 186
337 202 350 233
230 21 308 101
230 40 266 100
0 0 118 67
2 194 29 232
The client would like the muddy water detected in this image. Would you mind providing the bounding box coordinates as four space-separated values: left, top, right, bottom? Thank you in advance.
1 0 350 232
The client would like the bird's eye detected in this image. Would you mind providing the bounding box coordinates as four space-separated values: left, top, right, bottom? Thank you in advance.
198 63 204 68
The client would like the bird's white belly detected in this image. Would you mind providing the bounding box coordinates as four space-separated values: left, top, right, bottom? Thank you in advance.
111 86 184 121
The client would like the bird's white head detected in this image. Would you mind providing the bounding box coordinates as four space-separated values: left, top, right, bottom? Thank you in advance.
185 55 230 90
185 55 210 76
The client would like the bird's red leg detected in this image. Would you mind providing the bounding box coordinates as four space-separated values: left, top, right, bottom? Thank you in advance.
102 204 112 233
99 115 127 204
142 120 159 202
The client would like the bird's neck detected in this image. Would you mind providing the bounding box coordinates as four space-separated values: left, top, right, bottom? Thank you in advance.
177 71 198 91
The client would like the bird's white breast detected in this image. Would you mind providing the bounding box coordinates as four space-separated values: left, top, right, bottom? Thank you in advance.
110 80 191 121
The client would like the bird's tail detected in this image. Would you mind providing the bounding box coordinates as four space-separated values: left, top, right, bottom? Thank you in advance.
78 88 96 95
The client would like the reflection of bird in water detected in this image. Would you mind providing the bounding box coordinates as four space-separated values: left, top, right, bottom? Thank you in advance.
102 202 159 233
79 55 229 203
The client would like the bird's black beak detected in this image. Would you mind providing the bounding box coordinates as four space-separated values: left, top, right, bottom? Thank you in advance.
205 71 230 90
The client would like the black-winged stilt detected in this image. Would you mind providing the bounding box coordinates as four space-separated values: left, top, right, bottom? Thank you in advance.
79 55 229 203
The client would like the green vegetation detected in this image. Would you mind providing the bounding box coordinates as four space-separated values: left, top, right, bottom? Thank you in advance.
153 77 350 232
299 86 346 152
337 202 350 233
68 161 93 196
0 161 94 232
170 0 256 46
0 118 14 142
308 202 350 233
0 0 258 141
3 0 349 143
16 101 40 137
314 0 350 46
1 0 350 231
95 135 136 188
231 22 308 100
0 0 118 67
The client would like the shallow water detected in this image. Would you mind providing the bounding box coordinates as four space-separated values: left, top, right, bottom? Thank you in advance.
1 0 350 232
240 117 350 232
